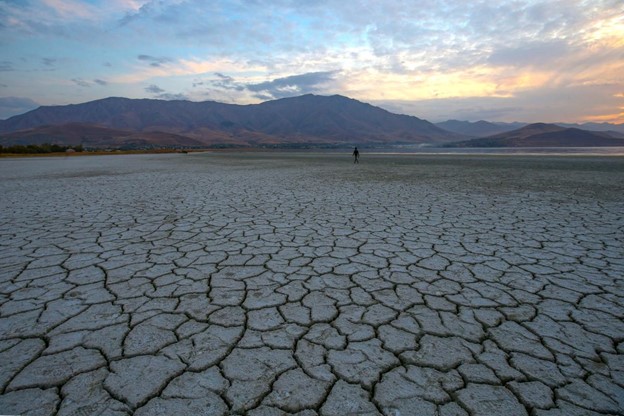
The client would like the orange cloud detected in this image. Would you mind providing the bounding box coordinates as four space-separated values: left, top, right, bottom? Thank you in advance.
582 110 624 124
583 14 624 48
111 58 269 84
339 64 558 103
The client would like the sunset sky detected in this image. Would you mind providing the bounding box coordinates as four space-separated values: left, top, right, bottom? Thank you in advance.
1 0 623 123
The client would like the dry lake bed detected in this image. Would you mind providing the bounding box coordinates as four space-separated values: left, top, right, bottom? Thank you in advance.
1 151 623 415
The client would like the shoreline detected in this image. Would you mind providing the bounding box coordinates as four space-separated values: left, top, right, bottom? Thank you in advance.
2 146 624 159
0 149 209 158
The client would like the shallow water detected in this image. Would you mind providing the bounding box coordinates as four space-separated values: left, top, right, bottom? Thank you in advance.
372 146 624 156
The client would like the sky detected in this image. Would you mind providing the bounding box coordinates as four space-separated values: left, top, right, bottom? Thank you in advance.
0 0 623 123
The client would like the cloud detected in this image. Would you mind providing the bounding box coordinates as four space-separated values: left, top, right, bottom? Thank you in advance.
192 70 340 103
0 61 14 72
118 0 180 27
41 57 57 67
111 57 268 84
144 84 187 100
101 0 621 105
40 0 98 20
0 96 39 119
1 0 623 122
0 0 106 38
93 79 108 86
155 92 188 100
373 82 624 123
145 84 165 94
137 54 173 67
488 40 572 68
246 71 339 99
381 98 524 122
209 73 245 91
71 78 91 87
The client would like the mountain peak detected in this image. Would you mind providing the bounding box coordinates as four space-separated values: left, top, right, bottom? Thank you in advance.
508 123 565 137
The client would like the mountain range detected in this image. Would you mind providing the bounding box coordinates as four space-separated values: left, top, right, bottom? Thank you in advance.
0 95 460 148
444 123 624 148
1 94 623 149
434 119 624 138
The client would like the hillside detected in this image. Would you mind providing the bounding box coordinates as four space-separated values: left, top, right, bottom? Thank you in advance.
435 120 525 137
0 95 461 148
444 123 624 147
557 122 624 135
0 123 205 148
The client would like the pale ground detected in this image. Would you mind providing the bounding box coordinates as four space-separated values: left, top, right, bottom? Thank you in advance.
0 152 623 415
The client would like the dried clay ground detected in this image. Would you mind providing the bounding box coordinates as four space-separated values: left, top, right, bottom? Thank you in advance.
0 152 623 415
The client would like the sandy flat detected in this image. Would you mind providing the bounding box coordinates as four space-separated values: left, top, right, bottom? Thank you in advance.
1 152 623 415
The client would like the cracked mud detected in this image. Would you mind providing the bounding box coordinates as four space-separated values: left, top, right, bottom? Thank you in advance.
1 152 623 415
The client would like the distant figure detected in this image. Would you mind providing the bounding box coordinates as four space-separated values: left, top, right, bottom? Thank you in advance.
352 147 360 164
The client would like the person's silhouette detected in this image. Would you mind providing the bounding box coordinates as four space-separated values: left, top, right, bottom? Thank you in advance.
352 147 359 164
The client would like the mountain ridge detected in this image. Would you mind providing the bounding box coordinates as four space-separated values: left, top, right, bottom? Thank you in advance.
436 119 624 138
2 95 622 148
0 94 460 148
443 123 624 148
435 120 526 138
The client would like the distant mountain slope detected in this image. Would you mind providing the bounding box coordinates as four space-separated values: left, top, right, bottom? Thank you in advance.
0 95 461 147
444 123 624 147
249 95 453 141
435 120 525 137
557 122 624 134
0 98 239 132
0 123 205 148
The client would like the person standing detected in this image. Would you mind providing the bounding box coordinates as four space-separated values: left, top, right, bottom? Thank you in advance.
352 147 360 164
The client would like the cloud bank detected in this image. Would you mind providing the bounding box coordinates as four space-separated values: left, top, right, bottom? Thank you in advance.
0 0 622 122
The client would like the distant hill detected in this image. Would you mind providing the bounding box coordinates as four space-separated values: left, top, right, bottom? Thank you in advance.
436 120 526 137
556 122 624 135
444 123 624 147
0 95 461 148
0 123 205 148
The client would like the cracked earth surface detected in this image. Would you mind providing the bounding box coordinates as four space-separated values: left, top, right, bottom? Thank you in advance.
0 152 623 415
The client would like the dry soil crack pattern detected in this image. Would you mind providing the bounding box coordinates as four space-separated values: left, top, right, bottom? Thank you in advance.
0 152 623 416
